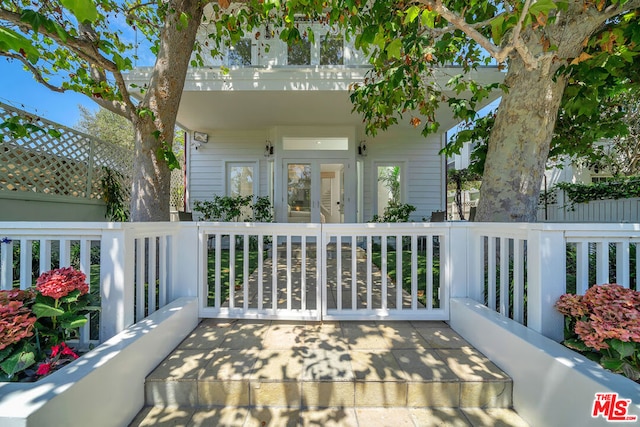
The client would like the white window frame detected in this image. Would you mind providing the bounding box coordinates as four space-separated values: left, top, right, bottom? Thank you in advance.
373 162 405 217
285 23 345 66
225 161 259 198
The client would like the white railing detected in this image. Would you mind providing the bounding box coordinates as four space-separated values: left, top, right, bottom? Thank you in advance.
197 222 448 321
465 223 640 341
321 223 447 320
1 221 638 344
0 223 191 345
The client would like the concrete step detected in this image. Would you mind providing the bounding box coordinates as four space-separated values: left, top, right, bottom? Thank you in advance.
131 320 529 426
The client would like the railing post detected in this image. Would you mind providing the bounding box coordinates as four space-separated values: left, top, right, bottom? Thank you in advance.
100 226 134 341
447 223 470 298
170 222 199 301
527 226 566 342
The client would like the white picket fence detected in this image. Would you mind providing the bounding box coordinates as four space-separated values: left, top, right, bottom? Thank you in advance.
0 221 638 344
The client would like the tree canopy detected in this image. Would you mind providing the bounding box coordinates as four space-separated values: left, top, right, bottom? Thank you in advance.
76 105 134 149
3 0 640 221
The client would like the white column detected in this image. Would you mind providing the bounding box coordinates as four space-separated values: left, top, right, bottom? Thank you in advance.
100 226 134 341
447 224 470 299
170 222 199 300
527 226 566 342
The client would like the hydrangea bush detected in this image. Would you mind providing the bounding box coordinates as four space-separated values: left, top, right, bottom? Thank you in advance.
0 267 99 382
556 284 640 383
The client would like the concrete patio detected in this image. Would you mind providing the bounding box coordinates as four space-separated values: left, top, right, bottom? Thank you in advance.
130 319 528 426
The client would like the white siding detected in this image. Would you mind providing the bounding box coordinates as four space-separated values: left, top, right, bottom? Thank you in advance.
359 128 445 222
187 127 445 223
188 130 269 217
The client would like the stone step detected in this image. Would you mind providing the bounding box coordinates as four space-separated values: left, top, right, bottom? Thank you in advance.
130 406 529 426
131 320 529 426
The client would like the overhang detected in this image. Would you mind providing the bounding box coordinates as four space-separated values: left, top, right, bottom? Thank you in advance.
124 66 504 133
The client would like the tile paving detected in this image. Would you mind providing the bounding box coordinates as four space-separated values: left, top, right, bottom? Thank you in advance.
130 319 529 426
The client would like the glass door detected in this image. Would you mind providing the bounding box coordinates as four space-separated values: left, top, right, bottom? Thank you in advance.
286 163 312 223
284 161 346 223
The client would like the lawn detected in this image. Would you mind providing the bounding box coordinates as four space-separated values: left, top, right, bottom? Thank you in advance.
370 241 441 308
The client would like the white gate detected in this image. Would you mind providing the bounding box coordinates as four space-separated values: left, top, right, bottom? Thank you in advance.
198 222 449 321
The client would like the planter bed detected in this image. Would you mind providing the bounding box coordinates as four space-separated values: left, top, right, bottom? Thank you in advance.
0 297 198 427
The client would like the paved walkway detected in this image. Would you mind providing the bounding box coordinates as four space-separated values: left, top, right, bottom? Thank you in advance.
130 319 529 427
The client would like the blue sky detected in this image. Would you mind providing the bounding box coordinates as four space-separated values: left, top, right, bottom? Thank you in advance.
0 12 153 129
0 59 99 129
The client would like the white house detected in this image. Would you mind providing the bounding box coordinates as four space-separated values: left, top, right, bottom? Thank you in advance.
126 19 504 223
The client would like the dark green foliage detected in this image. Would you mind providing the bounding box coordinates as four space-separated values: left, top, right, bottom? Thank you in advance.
554 177 640 208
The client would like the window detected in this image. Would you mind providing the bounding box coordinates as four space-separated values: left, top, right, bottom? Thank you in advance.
320 35 344 65
287 35 311 65
227 163 255 197
376 165 402 216
228 39 252 66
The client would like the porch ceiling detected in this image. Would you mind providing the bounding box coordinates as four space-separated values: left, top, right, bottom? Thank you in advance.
177 90 360 132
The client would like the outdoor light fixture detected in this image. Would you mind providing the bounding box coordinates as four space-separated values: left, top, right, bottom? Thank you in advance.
264 140 274 157
193 131 209 143
358 140 367 157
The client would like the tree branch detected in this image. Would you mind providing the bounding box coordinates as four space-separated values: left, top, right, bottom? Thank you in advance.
0 8 119 74
0 52 65 92
418 0 506 61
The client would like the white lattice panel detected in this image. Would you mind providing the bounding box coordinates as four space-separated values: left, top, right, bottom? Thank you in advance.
0 102 132 201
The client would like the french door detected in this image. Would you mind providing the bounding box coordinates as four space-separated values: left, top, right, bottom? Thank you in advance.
284 160 346 223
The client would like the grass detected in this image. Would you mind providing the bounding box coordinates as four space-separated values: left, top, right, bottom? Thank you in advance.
206 248 260 306
370 244 441 308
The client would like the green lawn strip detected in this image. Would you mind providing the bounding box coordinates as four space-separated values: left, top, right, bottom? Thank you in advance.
207 249 260 306
371 249 440 308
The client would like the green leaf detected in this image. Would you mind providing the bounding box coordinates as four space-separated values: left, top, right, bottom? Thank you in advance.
60 289 81 303
403 6 421 25
386 39 402 59
490 15 506 45
0 348 36 377
32 302 65 318
161 149 181 171
60 0 98 23
59 314 88 329
420 9 437 29
563 338 591 352
609 339 636 359
600 357 624 372
0 28 40 63
47 129 62 138
528 0 558 18
179 12 189 30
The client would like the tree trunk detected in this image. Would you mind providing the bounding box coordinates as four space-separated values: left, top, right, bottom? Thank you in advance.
130 0 204 221
475 9 608 222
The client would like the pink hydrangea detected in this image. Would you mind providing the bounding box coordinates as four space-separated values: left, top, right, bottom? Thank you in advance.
36 267 89 300
557 284 640 351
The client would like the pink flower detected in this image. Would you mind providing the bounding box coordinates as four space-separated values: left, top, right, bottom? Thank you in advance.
36 267 89 300
558 284 640 351
36 362 52 376
555 293 587 317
